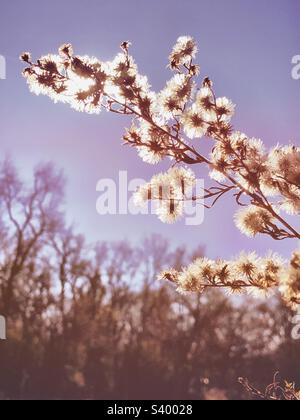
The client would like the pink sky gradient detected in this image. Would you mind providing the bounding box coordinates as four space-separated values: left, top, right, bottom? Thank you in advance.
0 0 299 259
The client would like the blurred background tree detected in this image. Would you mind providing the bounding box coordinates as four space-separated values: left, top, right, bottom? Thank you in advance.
0 159 299 400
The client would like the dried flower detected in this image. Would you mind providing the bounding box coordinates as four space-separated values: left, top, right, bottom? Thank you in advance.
216 97 235 123
181 105 208 139
234 206 274 237
133 167 196 223
160 251 285 298
59 43 73 58
20 52 32 63
169 36 198 69
157 74 193 119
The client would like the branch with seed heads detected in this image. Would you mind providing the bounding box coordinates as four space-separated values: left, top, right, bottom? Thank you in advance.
20 37 300 307
20 38 300 240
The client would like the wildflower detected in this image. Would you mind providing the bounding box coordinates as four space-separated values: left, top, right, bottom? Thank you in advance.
214 260 235 283
59 43 73 58
134 167 196 223
38 54 64 74
167 167 196 194
177 258 215 293
195 87 215 112
108 52 137 78
262 252 285 277
137 146 164 164
170 251 283 297
262 145 300 214
120 41 132 52
156 199 184 224
20 52 32 63
169 36 198 69
216 97 235 122
23 62 68 102
124 120 170 164
233 252 261 278
22 51 108 114
230 131 248 148
280 194 300 215
181 105 208 139
234 206 274 237
210 145 231 181
235 138 267 193
133 184 151 208
157 74 193 119
268 145 300 185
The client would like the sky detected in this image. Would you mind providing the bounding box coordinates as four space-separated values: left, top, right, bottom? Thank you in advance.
0 0 299 259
